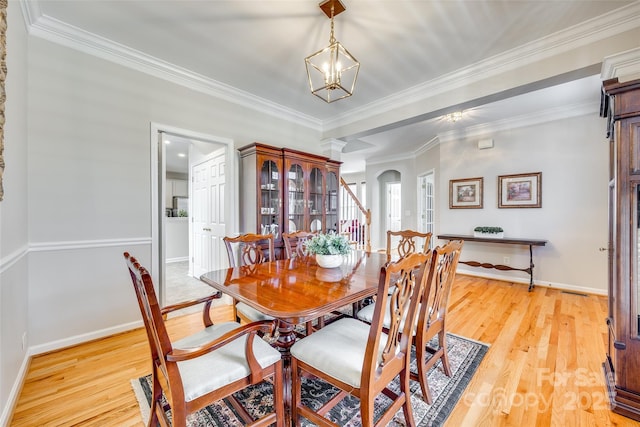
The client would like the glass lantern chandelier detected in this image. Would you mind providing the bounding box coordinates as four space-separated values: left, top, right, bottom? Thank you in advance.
305 0 360 103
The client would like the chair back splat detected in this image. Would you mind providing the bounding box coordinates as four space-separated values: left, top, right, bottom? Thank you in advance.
386 229 432 262
282 230 315 259
290 251 431 427
223 233 276 324
124 252 284 427
224 233 275 268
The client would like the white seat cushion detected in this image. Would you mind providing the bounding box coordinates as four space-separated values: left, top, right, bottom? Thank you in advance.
356 302 419 335
290 318 387 388
172 321 281 402
236 302 274 321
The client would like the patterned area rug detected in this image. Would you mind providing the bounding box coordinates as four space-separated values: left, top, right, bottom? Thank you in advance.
131 333 488 426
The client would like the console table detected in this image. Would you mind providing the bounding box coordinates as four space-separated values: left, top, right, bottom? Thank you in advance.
437 234 547 291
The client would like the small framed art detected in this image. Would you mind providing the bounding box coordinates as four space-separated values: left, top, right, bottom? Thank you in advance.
498 172 541 208
449 177 483 209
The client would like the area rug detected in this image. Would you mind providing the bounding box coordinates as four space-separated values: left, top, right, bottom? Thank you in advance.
131 333 488 426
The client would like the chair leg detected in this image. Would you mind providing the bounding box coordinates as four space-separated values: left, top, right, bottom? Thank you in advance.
400 368 416 427
148 374 162 427
291 359 302 427
439 330 452 377
414 335 433 404
273 361 285 427
360 393 375 427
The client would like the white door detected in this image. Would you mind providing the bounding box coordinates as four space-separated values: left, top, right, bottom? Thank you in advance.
386 181 402 248
418 172 435 250
192 151 227 278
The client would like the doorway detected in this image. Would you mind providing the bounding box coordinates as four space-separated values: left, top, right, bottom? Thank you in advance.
386 181 402 248
417 171 435 250
150 123 237 306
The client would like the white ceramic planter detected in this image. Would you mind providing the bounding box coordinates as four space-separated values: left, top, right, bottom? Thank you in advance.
315 254 344 269
473 231 504 239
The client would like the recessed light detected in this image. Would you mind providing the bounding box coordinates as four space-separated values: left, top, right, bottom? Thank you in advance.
178 153 186 157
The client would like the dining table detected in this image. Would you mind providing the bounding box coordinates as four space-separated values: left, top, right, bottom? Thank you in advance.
199 249 388 423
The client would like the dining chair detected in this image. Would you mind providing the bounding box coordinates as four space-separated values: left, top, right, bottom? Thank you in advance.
124 252 284 427
282 230 332 335
282 230 315 259
386 229 432 262
290 252 431 427
223 233 276 324
412 239 463 403
356 239 463 403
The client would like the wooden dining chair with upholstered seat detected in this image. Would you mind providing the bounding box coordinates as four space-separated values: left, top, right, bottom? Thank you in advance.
412 239 463 403
356 239 463 404
223 233 276 324
282 230 315 259
386 229 432 262
124 252 284 427
282 230 333 335
290 252 431 427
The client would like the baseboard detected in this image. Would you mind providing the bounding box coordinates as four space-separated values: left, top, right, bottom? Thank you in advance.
0 352 31 427
29 319 143 356
455 267 607 296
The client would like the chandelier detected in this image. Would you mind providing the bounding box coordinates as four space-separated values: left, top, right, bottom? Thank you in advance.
305 0 360 103
445 111 464 123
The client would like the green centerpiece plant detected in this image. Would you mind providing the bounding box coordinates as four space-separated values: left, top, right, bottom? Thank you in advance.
305 232 351 268
473 226 504 238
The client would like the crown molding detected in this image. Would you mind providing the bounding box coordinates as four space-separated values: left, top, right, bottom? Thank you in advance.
21 0 637 136
324 1 640 130
363 99 598 167
437 100 599 143
413 136 440 157
601 47 640 80
21 1 322 132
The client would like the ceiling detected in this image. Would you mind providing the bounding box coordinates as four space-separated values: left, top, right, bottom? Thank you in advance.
27 0 639 173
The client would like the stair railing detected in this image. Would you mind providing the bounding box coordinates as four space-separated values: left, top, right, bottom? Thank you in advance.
339 177 371 253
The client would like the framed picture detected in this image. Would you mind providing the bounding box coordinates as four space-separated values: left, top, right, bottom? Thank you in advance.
498 172 541 208
449 177 483 209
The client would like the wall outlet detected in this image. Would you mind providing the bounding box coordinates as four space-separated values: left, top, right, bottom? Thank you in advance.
21 332 27 351
503 257 510 265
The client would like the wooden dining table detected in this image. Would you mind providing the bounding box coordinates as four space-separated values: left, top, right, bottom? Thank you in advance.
200 250 386 351
199 250 387 423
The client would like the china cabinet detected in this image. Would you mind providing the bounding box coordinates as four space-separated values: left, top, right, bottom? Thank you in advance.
238 143 341 257
601 77 640 421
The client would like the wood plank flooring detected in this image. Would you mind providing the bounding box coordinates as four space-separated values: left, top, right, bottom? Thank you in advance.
9 276 640 426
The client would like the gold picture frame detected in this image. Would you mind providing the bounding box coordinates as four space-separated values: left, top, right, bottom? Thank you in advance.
498 172 542 208
449 177 483 209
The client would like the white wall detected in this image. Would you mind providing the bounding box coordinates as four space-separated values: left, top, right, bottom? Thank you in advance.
25 35 321 351
438 114 609 293
165 218 188 261
364 113 609 294
365 158 418 250
0 1 29 423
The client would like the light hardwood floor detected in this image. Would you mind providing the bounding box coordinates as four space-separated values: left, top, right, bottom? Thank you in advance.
9 275 640 426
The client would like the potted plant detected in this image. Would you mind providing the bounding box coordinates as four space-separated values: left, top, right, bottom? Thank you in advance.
473 226 504 238
305 232 352 268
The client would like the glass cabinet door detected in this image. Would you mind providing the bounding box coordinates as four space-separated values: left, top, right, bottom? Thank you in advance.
326 171 338 233
287 164 305 233
309 167 324 233
259 159 280 239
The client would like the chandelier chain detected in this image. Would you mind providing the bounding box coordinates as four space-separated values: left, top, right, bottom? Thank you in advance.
329 4 336 44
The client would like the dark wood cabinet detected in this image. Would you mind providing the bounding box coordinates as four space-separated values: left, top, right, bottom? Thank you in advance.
238 143 341 256
601 77 640 421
